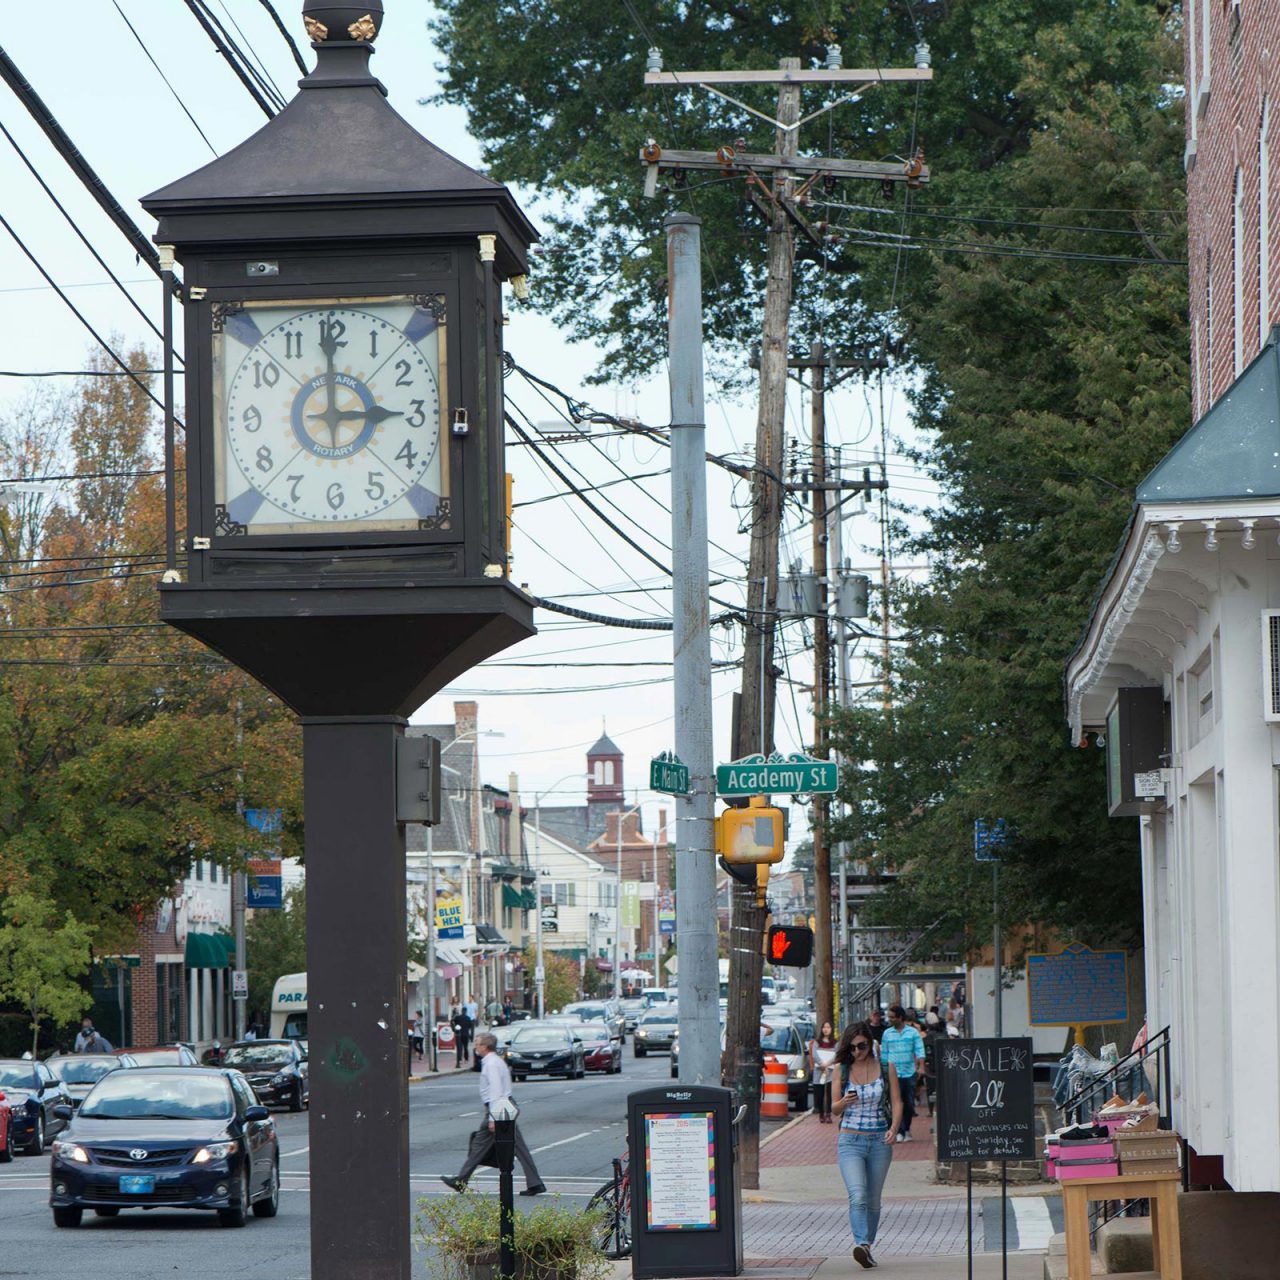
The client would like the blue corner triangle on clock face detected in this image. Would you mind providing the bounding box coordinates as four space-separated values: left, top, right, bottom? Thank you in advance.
406 484 440 519
226 488 266 527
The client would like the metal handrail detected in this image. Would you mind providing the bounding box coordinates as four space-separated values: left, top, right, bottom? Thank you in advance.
844 915 951 1013
1062 1025 1172 1128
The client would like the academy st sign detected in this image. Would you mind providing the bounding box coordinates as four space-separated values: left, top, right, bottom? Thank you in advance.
715 751 839 797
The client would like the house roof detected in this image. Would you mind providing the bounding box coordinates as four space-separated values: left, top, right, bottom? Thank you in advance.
1138 336 1280 503
588 732 622 757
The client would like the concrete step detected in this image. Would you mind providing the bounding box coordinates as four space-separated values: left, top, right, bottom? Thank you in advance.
1096 1217 1153 1274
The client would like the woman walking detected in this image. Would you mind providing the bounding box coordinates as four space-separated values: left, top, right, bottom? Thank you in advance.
832 1020 903 1269
809 1020 838 1122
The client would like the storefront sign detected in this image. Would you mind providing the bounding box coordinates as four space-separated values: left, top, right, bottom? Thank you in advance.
643 1112 716 1231
1027 942 1128 1026
435 895 464 939
936 1037 1036 1162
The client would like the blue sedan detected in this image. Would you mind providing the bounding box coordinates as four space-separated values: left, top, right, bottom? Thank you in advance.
0 1060 72 1155
49 1067 279 1228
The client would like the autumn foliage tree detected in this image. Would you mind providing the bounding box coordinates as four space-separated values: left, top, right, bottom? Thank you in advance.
0 349 302 974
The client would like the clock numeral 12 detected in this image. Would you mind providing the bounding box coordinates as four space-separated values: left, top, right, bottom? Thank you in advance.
319 317 347 348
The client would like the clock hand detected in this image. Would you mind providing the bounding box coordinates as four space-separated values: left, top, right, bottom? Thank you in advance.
307 405 405 425
316 325 341 449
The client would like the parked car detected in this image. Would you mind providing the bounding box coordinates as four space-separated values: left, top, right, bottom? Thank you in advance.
45 1055 123 1110
633 1007 679 1056
0 1088 13 1162
557 1000 626 1042
577 1026 623 1074
504 1026 585 1081
619 997 647 1034
116 1045 200 1068
49 1066 279 1228
221 1041 308 1112
0 1059 72 1155
671 1022 810 1108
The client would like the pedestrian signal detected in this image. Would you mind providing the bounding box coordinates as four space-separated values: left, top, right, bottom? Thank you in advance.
767 925 813 968
715 797 784 865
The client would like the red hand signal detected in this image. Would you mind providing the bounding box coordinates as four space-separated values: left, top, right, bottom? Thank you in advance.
771 931 791 960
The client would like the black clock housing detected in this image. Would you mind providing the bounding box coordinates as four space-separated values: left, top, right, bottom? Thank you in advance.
141 8 536 715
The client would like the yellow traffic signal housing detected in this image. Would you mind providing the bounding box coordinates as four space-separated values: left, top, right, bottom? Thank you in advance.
715 796 784 865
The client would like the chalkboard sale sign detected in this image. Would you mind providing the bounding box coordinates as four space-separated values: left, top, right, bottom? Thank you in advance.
936 1037 1036 1162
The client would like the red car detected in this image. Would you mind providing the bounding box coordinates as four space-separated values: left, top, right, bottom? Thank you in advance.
0 1088 13 1162
578 1027 623 1075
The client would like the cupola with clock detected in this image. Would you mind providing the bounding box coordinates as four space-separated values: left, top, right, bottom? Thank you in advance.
141 0 535 716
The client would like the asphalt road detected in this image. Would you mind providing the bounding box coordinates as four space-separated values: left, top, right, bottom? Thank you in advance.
0 1049 677 1278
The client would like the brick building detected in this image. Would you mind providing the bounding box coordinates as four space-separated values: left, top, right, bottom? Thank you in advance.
1187 0 1280 413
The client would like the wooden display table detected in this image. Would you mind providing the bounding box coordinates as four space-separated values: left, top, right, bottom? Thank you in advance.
1061 1171 1182 1280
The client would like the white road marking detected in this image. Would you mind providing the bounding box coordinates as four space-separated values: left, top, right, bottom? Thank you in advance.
530 1126 612 1154
281 1145 310 1158
1010 1195 1055 1250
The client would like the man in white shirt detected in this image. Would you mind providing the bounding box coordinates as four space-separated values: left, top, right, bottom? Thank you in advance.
442 1032 545 1195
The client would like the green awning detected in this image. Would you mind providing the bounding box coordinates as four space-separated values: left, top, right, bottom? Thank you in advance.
502 883 525 909
185 931 235 969
520 889 537 910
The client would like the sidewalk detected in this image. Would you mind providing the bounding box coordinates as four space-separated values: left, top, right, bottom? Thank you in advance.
408 1045 475 1082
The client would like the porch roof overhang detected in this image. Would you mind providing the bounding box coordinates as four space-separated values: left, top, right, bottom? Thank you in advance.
1065 499 1280 741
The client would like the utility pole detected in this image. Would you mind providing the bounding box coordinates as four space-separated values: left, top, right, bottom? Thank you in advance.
808 340 834 1033
665 211 719 1089
640 41 932 1189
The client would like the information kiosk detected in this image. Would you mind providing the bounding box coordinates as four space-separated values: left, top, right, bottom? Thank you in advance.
627 1085 743 1279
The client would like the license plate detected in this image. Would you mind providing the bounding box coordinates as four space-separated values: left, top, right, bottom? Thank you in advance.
529 1062 545 1070
119 1175 155 1195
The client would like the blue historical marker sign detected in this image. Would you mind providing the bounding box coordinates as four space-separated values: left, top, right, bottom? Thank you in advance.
974 819 1008 862
1027 942 1129 1026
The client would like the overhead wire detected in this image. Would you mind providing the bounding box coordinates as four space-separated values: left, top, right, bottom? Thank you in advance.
256 0 310 75
180 0 278 117
111 0 219 156
212 0 289 106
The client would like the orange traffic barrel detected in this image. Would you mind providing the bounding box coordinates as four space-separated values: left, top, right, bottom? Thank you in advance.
761 1054 789 1119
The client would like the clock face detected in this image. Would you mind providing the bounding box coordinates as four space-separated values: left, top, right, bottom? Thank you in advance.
212 296 449 534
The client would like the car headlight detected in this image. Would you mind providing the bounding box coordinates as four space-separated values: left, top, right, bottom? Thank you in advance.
792 1068 806 1078
637 1029 648 1038
52 1140 89 1164
192 1140 239 1164
272 1073 289 1085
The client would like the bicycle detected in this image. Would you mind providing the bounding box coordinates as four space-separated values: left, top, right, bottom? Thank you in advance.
586 1151 631 1259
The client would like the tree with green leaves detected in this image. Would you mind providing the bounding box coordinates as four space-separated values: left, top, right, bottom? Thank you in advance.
0 350 302 963
430 3 1188 949
245 884 307 1017
0 891 94 1057
524 945 579 1013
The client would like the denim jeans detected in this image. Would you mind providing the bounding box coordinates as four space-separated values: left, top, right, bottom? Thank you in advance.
898 1071 917 1133
837 1130 894 1247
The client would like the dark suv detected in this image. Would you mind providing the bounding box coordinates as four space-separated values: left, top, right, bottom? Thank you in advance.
220 1041 308 1112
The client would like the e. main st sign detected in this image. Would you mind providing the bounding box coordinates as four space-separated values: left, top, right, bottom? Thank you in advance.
716 751 839 797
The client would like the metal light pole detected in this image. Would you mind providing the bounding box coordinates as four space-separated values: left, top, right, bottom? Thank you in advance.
665 212 719 1085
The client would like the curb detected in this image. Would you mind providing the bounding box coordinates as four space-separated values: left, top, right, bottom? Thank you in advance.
759 1108 813 1150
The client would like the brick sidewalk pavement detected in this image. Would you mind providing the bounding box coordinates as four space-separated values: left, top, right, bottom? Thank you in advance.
761 1111 938 1167
743 1198 976 1259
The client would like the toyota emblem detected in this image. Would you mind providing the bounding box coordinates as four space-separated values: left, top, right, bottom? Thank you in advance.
129 1149 148 1161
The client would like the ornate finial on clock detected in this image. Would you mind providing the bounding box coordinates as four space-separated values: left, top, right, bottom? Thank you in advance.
302 1 382 46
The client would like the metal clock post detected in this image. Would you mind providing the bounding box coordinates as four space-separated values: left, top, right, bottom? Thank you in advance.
142 5 536 1278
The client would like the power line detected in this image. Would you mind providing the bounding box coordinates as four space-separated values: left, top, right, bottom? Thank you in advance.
0 208 174 422
0 119 174 351
180 0 277 116
256 0 309 75
112 0 219 155
212 0 289 106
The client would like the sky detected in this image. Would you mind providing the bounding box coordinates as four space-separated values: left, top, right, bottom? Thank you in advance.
0 2 940 853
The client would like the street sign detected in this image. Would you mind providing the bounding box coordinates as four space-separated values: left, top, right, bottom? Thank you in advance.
716 751 838 797
232 969 248 1000
650 752 690 796
974 818 1008 862
246 857 283 909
